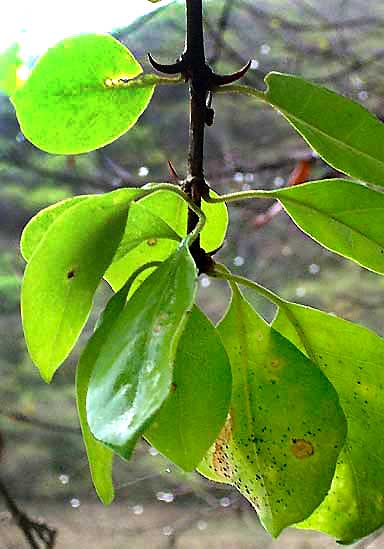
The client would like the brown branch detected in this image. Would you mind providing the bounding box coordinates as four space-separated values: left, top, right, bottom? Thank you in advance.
0 478 57 549
0 409 80 435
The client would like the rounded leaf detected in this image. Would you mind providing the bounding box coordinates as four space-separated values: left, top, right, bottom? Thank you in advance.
12 34 155 153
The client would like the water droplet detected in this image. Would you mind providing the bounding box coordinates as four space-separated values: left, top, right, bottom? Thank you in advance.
59 474 69 485
200 276 211 288
132 504 144 515
138 166 149 177
250 59 259 70
148 447 159 457
273 176 284 187
197 520 208 531
156 491 175 503
260 43 271 55
295 287 306 298
219 496 231 508
309 263 320 275
358 90 368 101
233 256 245 267
281 245 292 256
234 172 244 183
70 498 80 508
162 525 174 536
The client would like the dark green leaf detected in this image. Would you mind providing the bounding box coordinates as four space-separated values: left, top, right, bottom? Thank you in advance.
87 242 197 460
76 284 131 504
12 34 155 154
145 306 232 471
272 179 384 274
22 188 140 381
265 72 384 186
199 286 346 537
273 303 384 543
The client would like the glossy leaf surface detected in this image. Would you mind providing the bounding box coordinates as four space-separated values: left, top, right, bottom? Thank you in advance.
12 34 155 154
272 179 384 274
200 286 346 537
87 243 197 460
145 306 232 471
265 72 384 186
273 303 384 543
76 285 131 504
22 189 140 381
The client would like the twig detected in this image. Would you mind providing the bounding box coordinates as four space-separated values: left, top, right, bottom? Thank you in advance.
0 478 57 549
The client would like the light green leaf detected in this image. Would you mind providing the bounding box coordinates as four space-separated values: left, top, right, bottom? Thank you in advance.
200 285 346 537
273 303 384 543
105 188 228 291
265 72 384 186
145 306 232 471
22 188 140 381
12 34 155 154
87 242 197 460
271 179 384 275
76 283 131 504
21 195 88 262
0 43 22 96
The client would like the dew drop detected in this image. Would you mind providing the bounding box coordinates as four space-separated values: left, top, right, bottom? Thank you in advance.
70 497 80 508
219 496 231 508
162 525 174 536
200 276 211 288
59 474 69 485
233 256 245 267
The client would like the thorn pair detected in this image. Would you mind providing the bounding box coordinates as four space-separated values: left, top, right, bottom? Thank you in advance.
147 53 252 87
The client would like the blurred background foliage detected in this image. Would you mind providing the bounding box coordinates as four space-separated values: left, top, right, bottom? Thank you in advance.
1 0 384 547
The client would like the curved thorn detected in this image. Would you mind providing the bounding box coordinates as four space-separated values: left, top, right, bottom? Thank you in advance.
167 160 182 182
147 53 186 75
210 59 252 87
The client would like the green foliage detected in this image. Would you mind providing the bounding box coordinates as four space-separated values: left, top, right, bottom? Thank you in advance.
264 72 384 187
199 285 346 537
273 303 384 543
13 11 384 546
12 34 155 154
272 179 384 274
145 305 232 471
87 241 197 460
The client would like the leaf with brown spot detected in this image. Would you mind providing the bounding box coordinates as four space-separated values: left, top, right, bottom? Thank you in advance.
199 285 347 537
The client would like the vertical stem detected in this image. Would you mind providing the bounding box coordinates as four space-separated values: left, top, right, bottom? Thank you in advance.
184 0 209 257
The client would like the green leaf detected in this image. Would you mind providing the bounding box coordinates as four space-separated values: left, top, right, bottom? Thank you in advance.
265 72 384 186
76 284 131 504
86 242 197 460
0 43 22 96
21 195 88 262
145 306 232 471
273 303 384 543
105 188 228 291
12 34 155 154
271 179 384 275
22 188 140 381
200 286 346 537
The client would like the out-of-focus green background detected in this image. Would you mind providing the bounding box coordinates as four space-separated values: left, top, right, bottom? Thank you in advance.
1 1 384 547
